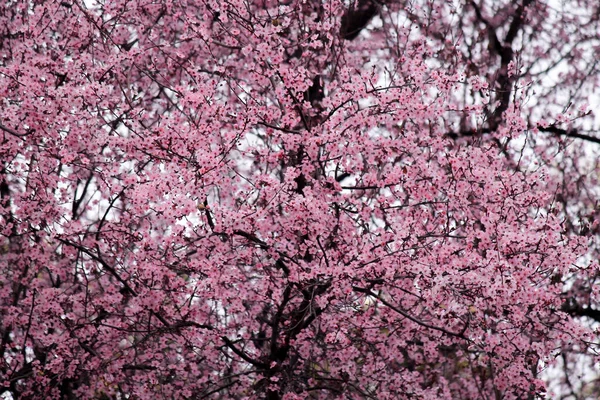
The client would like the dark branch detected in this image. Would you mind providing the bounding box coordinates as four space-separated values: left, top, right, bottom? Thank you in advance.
352 286 468 339
538 125 600 145
233 230 268 249
0 123 28 137
58 238 138 296
446 124 600 146
340 0 380 40
72 174 94 219
562 298 600 322
221 336 269 368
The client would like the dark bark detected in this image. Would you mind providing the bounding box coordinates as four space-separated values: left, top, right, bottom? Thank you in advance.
340 0 379 40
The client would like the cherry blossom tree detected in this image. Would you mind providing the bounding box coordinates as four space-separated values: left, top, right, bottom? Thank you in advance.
1 0 600 398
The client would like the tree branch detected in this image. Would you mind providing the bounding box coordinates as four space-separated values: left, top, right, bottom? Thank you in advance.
537 125 600 145
221 336 269 368
58 238 137 296
561 298 600 322
352 286 468 340
0 123 28 137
